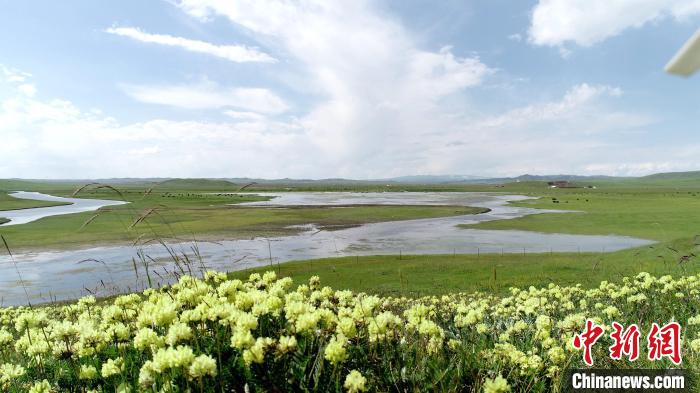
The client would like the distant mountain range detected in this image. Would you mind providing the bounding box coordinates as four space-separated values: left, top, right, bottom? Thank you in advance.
220 173 640 184
378 175 485 183
6 170 700 186
220 171 700 186
460 174 632 184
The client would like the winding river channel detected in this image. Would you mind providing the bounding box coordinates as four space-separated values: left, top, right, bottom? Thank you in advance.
0 191 127 226
0 192 653 305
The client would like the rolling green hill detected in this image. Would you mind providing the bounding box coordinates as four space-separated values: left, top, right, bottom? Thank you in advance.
641 170 700 180
148 178 240 191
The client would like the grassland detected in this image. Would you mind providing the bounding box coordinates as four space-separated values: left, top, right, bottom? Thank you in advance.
0 181 487 251
468 188 700 241
230 182 700 297
3 176 700 391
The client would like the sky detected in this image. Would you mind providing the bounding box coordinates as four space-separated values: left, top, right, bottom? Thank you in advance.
0 0 699 179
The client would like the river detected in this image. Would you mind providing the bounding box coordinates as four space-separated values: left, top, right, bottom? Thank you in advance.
0 192 652 305
0 191 127 226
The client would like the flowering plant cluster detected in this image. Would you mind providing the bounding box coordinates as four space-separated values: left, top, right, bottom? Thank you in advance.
0 270 698 392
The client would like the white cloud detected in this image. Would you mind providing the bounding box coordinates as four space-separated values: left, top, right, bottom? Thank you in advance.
128 146 161 156
121 80 289 114
223 110 266 121
0 65 32 83
105 26 276 63
175 0 494 170
404 46 493 99
17 84 37 97
558 47 572 59
529 0 700 47
479 84 625 128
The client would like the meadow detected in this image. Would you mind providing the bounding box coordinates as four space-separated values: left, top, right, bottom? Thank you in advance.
0 180 486 251
1 176 700 391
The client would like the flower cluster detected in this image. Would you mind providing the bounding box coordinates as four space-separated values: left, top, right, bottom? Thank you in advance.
0 270 699 392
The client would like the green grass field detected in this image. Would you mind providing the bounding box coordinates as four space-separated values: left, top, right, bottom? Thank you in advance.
469 188 700 241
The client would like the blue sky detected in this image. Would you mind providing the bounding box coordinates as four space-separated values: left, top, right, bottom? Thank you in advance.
1 0 698 179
